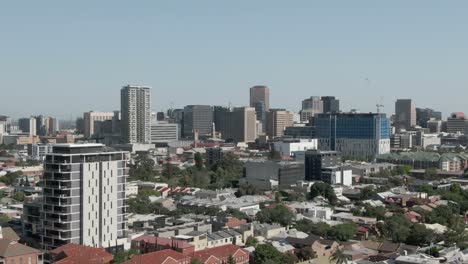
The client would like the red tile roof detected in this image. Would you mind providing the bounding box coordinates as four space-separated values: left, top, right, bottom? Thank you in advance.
50 244 113 264
192 244 248 264
122 249 191 264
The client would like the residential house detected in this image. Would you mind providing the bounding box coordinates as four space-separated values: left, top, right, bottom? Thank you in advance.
48 244 113 264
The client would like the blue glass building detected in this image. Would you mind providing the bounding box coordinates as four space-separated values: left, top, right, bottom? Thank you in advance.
315 113 390 159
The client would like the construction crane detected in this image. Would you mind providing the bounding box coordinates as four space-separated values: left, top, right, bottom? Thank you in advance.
376 104 384 114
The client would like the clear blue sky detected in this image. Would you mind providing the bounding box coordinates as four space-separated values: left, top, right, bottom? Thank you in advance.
1 1 467 120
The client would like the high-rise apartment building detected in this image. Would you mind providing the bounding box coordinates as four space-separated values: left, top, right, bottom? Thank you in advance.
183 105 214 138
395 99 416 132
49 118 60 134
40 143 129 250
265 109 294 138
19 117 37 136
223 107 257 143
315 112 391 159
83 112 114 139
250 86 270 112
120 85 151 143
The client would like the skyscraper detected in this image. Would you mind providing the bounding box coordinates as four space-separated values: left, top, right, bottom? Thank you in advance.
265 109 294 138
183 105 214 138
250 86 270 112
321 96 340 113
19 117 37 136
40 143 129 250
315 112 390 159
395 99 416 132
416 108 442 128
300 96 323 122
222 107 257 143
120 85 151 143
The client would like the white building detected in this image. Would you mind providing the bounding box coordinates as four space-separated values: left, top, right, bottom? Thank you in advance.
29 143 54 160
121 85 151 144
150 122 179 144
40 143 129 250
273 139 318 157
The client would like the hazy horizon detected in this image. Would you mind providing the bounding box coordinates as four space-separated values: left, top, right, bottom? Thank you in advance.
1 1 468 119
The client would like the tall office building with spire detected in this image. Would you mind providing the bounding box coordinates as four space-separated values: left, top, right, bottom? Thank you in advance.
120 85 151 143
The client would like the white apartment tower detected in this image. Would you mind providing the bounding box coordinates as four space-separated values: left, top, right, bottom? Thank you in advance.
41 144 129 250
121 85 151 143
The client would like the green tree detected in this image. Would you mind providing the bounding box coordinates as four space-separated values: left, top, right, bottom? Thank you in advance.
309 182 337 205
194 152 204 170
130 154 157 181
13 191 25 202
245 236 258 247
282 252 299 264
330 247 348 264
0 215 10 224
360 186 376 200
295 219 331 237
191 259 202 264
268 149 281 160
326 224 357 241
227 255 235 264
425 247 440 257
378 214 412 243
298 247 316 260
406 224 436 246
255 243 283 264
255 204 295 226
112 249 138 263
0 171 22 185
424 167 438 180
236 184 259 197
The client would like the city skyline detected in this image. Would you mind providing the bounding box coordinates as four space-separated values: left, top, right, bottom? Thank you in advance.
2 1 468 118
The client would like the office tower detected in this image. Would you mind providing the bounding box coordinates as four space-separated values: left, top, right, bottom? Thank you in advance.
75 117 85 134
19 117 37 136
265 109 294 138
416 108 442 128
315 112 391 159
446 112 467 134
111 111 121 135
395 99 416 132
250 86 270 111
213 106 231 135
150 122 179 144
253 101 266 122
304 150 340 181
83 112 114 139
224 107 257 143
300 96 323 122
183 105 213 138
35 115 52 136
156 112 165 121
427 119 442 133
321 96 340 113
41 143 129 250
48 117 59 134
120 85 152 144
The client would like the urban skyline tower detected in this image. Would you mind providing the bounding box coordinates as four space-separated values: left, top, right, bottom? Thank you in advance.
395 99 416 132
39 143 129 250
120 85 151 143
249 85 270 112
